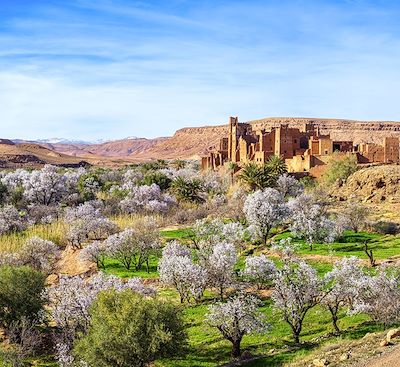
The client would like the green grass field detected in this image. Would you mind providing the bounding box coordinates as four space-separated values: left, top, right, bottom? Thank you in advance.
2 224 400 367
274 230 400 260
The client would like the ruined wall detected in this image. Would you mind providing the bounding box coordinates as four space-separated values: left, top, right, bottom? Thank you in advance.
384 137 400 163
248 117 400 145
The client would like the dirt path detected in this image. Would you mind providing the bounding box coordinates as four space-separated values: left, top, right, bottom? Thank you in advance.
352 345 400 367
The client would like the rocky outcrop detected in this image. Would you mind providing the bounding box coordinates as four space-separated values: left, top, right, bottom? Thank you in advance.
331 164 400 203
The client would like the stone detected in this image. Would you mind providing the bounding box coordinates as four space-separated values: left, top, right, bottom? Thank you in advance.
312 358 329 366
339 353 350 361
380 339 390 347
386 328 400 342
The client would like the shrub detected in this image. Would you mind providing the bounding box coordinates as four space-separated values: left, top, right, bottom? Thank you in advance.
142 172 172 191
322 154 358 185
373 220 399 235
0 266 46 332
170 176 204 203
74 289 187 367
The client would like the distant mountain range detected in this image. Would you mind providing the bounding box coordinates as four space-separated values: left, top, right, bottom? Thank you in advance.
13 138 113 145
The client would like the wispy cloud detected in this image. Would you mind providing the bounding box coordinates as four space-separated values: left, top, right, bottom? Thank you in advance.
0 0 400 140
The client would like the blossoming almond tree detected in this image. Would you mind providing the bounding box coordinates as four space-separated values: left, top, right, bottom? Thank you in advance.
243 188 289 244
206 294 269 358
272 257 323 343
322 256 365 333
288 194 339 250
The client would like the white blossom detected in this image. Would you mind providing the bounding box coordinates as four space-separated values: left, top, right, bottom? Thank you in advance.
22 165 67 205
19 237 60 273
204 242 237 300
206 294 269 357
276 173 304 198
158 254 207 303
289 194 339 250
241 254 276 289
244 188 289 243
272 257 323 343
120 183 175 214
352 266 400 326
322 256 365 332
0 205 27 235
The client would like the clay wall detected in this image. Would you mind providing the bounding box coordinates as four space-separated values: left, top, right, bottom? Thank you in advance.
319 137 333 156
359 143 384 163
384 137 399 163
333 141 353 152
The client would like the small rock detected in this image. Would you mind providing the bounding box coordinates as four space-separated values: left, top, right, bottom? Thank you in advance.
339 353 350 361
313 359 329 366
268 348 275 354
380 339 391 347
386 328 400 342
363 332 373 339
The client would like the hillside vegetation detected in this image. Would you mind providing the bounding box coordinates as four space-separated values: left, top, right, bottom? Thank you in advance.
0 161 399 367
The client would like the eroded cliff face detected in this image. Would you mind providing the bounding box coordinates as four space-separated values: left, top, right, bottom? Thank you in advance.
145 118 400 159
18 117 400 161
248 117 400 144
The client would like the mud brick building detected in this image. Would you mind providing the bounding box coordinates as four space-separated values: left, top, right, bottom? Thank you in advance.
201 116 400 175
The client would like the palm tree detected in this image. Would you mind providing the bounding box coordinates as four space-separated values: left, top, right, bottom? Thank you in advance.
170 176 204 203
265 155 288 177
238 162 276 191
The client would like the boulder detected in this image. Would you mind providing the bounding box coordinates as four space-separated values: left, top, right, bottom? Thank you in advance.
380 339 390 347
386 328 400 342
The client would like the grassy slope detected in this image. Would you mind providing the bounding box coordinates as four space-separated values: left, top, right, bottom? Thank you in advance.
2 225 399 367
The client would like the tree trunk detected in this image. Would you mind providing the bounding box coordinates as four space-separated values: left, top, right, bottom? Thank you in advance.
232 339 242 358
329 307 340 333
292 330 300 344
220 285 224 301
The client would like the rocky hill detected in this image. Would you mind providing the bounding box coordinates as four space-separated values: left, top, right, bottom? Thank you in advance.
33 125 228 161
35 117 400 160
7 117 400 163
0 141 90 168
39 137 169 158
331 164 400 203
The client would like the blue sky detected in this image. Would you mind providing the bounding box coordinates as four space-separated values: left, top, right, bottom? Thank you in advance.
0 0 400 140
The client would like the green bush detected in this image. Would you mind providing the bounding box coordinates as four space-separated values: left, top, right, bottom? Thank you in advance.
0 266 46 331
77 173 102 201
170 177 204 203
322 154 358 185
143 172 172 191
74 290 187 367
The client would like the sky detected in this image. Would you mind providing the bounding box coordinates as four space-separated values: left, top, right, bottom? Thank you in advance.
1 0 400 141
